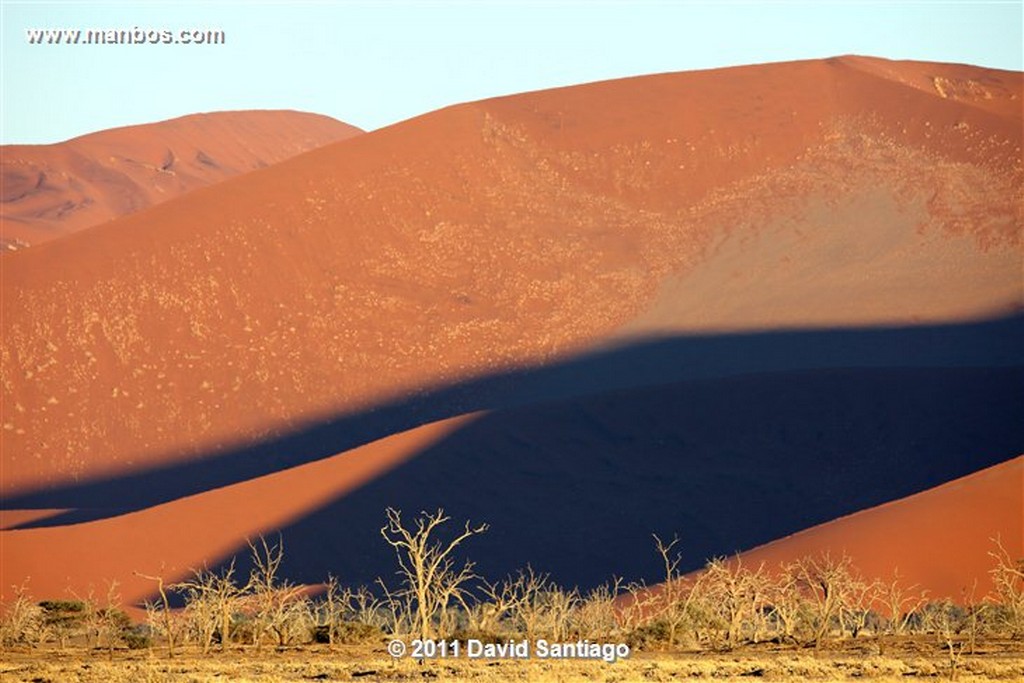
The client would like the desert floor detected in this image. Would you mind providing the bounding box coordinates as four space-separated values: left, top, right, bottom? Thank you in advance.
3 639 1023 682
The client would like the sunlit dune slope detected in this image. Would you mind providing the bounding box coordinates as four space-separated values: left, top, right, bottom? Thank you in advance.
2 57 1019 498
0 110 362 249
733 455 1023 602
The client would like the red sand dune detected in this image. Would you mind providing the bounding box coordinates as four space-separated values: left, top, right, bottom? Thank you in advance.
1 57 1021 606
734 456 1023 601
1 110 362 249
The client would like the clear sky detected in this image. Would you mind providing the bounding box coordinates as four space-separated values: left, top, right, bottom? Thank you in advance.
1 1 1021 144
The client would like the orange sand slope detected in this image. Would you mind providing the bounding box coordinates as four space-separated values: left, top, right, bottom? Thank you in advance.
1 110 362 249
2 56 1020 497
735 456 1023 601
0 416 474 611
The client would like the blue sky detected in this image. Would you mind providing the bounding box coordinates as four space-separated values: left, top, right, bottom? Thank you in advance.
1 1 1021 144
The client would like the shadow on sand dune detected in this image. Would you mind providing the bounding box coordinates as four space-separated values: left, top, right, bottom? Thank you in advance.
250 364 1024 592
6 315 1023 547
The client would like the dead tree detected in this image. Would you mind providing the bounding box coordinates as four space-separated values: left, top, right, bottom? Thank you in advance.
791 552 858 648
650 534 706 647
175 561 246 652
136 567 181 656
0 581 45 647
475 573 527 634
702 556 771 649
879 570 928 636
987 535 1024 638
839 575 881 639
246 535 306 648
380 507 488 640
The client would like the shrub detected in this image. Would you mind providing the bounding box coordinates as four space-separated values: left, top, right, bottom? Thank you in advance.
124 624 152 650
39 599 87 648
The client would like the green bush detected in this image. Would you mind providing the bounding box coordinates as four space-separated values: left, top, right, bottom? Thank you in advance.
123 626 152 650
624 619 672 650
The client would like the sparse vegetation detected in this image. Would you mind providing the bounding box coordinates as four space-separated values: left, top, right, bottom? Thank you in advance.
2 510 1022 682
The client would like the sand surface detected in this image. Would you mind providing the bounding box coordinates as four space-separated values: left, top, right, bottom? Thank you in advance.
735 456 1023 601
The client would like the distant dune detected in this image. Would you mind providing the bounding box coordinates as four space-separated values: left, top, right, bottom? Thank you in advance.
1 57 1020 608
0 110 362 249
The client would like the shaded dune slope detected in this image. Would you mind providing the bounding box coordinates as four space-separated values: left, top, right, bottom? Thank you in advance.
243 365 1024 596
5 315 1022 519
1 110 362 249
1 57 1021 607
2 359 1020 609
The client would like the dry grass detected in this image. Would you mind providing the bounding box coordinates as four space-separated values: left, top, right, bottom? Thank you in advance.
2 640 1023 683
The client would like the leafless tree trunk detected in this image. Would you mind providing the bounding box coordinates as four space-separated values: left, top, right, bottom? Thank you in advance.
987 535 1024 638
702 556 771 649
507 566 561 640
791 553 858 648
379 507 488 640
246 535 306 648
839 576 881 639
574 579 622 640
650 534 707 647
476 573 526 634
72 581 124 657
309 575 344 648
879 570 928 636
766 565 809 645
175 560 246 653
926 600 967 681
0 582 45 647
136 568 180 656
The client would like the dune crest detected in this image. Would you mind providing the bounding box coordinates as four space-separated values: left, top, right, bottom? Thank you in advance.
1 110 362 249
